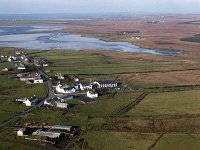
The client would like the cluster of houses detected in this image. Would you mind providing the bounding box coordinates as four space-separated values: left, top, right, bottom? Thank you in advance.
17 125 80 145
17 72 44 84
1 51 49 72
55 80 119 98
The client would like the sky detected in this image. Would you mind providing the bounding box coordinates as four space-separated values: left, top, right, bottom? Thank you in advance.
0 0 200 14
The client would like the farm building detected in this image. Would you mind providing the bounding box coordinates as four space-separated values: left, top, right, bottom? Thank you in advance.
32 129 65 139
55 102 68 109
17 127 33 137
78 82 93 90
50 125 73 132
93 80 118 88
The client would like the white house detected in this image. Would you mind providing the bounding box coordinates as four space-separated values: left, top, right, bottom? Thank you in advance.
87 91 98 98
2 68 8 72
42 64 49 67
74 78 79 82
16 97 28 103
33 78 44 83
55 84 76 94
23 96 39 106
8 56 17 62
17 64 26 70
78 82 93 91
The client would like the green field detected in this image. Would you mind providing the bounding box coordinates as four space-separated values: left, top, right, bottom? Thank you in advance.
0 60 47 123
77 131 158 150
75 92 141 117
12 93 141 127
26 50 190 75
126 90 200 116
0 128 44 150
12 106 106 128
0 75 47 98
153 133 200 150
1 48 200 149
0 98 27 122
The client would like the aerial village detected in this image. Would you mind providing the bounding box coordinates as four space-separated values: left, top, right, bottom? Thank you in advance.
1 51 122 147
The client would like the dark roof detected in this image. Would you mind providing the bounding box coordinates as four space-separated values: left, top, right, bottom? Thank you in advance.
97 80 117 84
29 96 38 102
79 82 91 86
88 91 98 94
63 87 75 90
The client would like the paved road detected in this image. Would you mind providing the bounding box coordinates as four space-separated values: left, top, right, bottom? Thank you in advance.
0 71 55 128
39 71 55 101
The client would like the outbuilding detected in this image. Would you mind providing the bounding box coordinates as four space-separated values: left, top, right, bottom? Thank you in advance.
23 96 39 106
87 91 98 98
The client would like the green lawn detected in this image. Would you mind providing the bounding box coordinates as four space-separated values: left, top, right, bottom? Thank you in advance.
0 73 47 122
0 98 27 122
0 75 47 98
78 92 141 117
79 131 158 150
153 133 200 150
126 90 200 116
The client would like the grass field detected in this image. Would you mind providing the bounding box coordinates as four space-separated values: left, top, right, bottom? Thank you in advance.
26 50 195 75
79 131 158 150
0 69 47 123
0 62 13 70
12 93 141 128
76 132 200 150
126 90 200 116
1 15 200 150
119 70 200 88
153 133 200 150
0 98 27 122
0 128 44 150
75 92 141 117
0 74 47 98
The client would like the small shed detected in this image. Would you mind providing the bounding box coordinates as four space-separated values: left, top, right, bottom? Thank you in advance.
87 91 98 98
